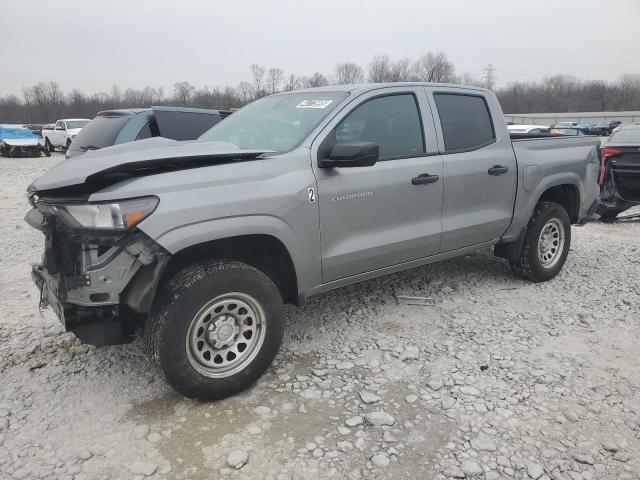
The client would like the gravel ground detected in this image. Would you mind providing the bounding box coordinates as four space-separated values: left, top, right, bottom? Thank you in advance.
1 154 639 480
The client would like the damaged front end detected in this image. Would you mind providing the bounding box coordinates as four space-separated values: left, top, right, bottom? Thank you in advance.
26 194 169 346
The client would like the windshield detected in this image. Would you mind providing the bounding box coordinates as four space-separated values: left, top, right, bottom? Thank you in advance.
198 92 348 152
66 120 90 129
609 129 640 143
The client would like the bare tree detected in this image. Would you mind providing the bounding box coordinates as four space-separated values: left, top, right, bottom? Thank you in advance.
388 58 414 82
302 73 329 88
266 67 284 94
173 81 195 104
250 63 266 96
237 81 254 104
110 85 122 103
368 54 391 83
455 72 483 87
613 73 640 110
335 62 364 84
413 52 455 83
283 74 301 91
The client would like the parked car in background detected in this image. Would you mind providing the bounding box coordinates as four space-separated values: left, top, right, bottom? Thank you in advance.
0 124 50 157
66 106 231 159
584 124 613 136
507 125 551 135
27 83 601 399
42 119 90 152
555 121 579 128
598 125 640 220
550 127 588 136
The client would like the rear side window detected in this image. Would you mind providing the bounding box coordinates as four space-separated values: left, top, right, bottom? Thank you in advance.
434 93 495 151
71 116 129 149
136 120 159 140
154 111 222 141
335 94 425 158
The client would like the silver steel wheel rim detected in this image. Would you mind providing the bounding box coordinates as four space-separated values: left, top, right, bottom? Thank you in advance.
186 292 266 379
537 218 565 268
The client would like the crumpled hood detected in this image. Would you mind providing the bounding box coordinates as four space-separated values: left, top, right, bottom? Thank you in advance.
29 137 272 193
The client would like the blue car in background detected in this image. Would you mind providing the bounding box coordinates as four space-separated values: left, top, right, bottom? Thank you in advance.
66 106 231 159
0 124 50 158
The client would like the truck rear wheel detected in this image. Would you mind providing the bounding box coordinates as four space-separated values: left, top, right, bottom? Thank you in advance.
145 260 285 400
509 201 571 282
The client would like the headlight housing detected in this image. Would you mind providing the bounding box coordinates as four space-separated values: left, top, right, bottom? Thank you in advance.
60 196 159 230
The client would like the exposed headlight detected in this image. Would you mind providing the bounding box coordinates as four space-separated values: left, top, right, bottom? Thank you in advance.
61 196 159 230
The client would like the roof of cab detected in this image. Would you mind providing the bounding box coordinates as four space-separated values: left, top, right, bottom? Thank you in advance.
275 82 492 96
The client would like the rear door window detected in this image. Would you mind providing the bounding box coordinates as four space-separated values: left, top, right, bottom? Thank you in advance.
153 110 222 141
334 94 425 158
434 93 495 151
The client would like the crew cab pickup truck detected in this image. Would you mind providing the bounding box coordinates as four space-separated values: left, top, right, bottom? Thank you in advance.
41 118 90 152
25 83 601 400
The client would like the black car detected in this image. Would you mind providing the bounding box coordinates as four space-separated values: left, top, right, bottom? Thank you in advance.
598 126 640 220
66 106 231 159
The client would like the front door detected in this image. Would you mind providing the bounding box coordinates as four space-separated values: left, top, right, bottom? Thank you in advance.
312 89 444 283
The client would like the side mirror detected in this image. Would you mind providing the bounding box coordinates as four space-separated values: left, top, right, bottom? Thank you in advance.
319 141 379 168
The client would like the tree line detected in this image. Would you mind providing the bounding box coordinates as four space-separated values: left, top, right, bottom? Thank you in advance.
1 52 639 124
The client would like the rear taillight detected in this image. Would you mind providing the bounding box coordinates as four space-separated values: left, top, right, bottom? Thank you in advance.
599 147 621 185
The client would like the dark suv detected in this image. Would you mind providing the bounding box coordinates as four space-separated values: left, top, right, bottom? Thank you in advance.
66 106 231 159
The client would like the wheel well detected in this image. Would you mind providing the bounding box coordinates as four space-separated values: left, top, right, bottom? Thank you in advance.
538 184 579 223
161 235 299 305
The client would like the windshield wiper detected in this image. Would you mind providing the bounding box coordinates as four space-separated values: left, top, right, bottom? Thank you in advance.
80 145 101 151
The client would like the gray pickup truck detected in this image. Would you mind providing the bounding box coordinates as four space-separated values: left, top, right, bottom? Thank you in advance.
26 83 600 400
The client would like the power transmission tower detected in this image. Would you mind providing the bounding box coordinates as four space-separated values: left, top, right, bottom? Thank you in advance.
482 64 497 90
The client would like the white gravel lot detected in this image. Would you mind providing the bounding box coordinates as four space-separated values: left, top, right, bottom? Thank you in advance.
1 154 639 480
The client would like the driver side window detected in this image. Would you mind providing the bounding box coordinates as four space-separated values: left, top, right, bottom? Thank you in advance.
335 94 425 158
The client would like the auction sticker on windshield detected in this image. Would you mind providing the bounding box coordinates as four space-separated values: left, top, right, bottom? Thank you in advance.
296 100 334 109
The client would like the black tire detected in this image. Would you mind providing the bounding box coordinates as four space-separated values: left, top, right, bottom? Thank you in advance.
42 146 51 157
45 139 55 153
509 201 571 282
145 260 285 400
65 139 71 150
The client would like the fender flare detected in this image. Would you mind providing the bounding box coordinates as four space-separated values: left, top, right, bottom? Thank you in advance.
143 214 306 290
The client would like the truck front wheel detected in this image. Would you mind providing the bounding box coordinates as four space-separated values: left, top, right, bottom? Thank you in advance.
45 139 55 153
145 260 285 400
509 201 571 282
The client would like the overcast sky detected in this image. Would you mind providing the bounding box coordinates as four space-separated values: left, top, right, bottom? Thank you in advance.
1 0 639 96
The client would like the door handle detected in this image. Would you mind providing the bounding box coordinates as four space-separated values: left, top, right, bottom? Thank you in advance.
411 174 440 185
488 165 509 175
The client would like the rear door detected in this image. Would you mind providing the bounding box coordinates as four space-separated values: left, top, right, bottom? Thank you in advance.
427 88 517 251
312 87 443 282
